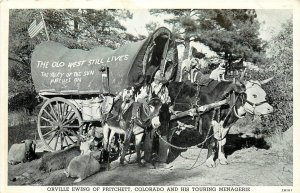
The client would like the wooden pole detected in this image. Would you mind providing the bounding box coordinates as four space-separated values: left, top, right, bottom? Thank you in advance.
170 99 228 121
40 12 50 41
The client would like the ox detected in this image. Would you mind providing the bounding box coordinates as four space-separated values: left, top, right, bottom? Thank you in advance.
167 77 273 167
102 87 169 166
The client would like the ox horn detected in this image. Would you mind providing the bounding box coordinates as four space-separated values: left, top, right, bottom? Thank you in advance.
260 76 274 85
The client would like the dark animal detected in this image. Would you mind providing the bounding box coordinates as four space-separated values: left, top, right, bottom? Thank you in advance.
191 47 206 59
167 78 273 167
39 146 81 172
103 95 170 166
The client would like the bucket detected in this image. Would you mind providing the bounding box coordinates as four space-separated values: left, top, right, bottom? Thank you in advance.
82 100 92 121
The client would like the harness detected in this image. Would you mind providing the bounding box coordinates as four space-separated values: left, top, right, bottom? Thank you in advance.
245 99 268 110
194 89 247 142
132 102 150 128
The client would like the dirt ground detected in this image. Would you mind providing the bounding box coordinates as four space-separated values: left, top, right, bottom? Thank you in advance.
8 135 292 186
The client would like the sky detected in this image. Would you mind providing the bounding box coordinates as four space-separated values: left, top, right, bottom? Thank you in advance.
256 9 292 40
123 9 293 41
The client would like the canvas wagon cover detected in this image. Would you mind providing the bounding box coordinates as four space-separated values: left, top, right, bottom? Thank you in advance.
31 39 147 95
31 27 176 95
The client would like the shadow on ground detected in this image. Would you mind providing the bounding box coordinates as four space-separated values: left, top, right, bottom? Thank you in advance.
167 129 270 163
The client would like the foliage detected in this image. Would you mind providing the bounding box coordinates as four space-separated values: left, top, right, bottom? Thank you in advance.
8 9 136 113
246 18 293 133
149 9 265 63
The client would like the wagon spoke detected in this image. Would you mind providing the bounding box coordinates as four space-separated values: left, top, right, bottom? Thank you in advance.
62 112 77 126
42 109 56 122
64 129 80 141
42 129 57 137
64 125 81 129
57 100 61 121
47 130 58 145
63 131 75 144
41 116 53 124
61 106 73 123
54 133 59 150
60 133 64 150
40 125 55 129
61 102 67 122
49 103 59 121
63 132 70 146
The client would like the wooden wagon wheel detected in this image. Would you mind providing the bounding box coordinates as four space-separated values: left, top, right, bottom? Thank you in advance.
37 97 83 151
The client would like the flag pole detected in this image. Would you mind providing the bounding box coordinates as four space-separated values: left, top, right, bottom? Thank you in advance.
40 12 50 41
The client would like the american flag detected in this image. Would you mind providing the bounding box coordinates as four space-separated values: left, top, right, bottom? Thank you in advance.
28 19 44 38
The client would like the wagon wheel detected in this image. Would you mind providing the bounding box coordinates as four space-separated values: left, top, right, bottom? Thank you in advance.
37 97 83 151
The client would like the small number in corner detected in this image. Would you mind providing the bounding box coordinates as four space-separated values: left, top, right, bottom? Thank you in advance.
282 189 292 192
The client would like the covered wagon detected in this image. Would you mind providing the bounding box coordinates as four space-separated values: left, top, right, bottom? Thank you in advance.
31 27 178 151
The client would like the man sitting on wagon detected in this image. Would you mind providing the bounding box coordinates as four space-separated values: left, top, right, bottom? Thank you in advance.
151 70 170 104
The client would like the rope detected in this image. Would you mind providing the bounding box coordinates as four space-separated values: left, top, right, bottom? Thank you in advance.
154 129 214 150
153 108 218 170
186 109 217 170
154 108 217 150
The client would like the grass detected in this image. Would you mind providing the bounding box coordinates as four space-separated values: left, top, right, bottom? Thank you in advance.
8 110 38 150
265 126 293 164
230 114 293 164
8 123 38 150
230 115 262 134
8 110 36 127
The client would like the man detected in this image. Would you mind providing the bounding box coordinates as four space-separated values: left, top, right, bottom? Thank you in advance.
144 70 173 169
151 70 171 104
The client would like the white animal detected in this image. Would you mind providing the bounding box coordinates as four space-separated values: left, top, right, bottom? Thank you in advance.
237 78 274 115
79 137 95 155
65 137 100 183
8 140 36 165
209 63 226 81
65 152 101 183
179 58 200 82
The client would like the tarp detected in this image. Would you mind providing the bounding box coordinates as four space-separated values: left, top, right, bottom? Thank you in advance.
31 27 177 95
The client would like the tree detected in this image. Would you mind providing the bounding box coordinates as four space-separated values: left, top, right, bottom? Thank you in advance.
149 9 265 64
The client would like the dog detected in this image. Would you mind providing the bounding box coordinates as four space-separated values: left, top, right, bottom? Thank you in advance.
180 58 203 82
64 138 101 183
209 63 226 81
64 151 101 183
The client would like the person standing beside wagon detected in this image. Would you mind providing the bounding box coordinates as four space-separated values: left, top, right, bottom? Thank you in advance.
143 70 173 169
